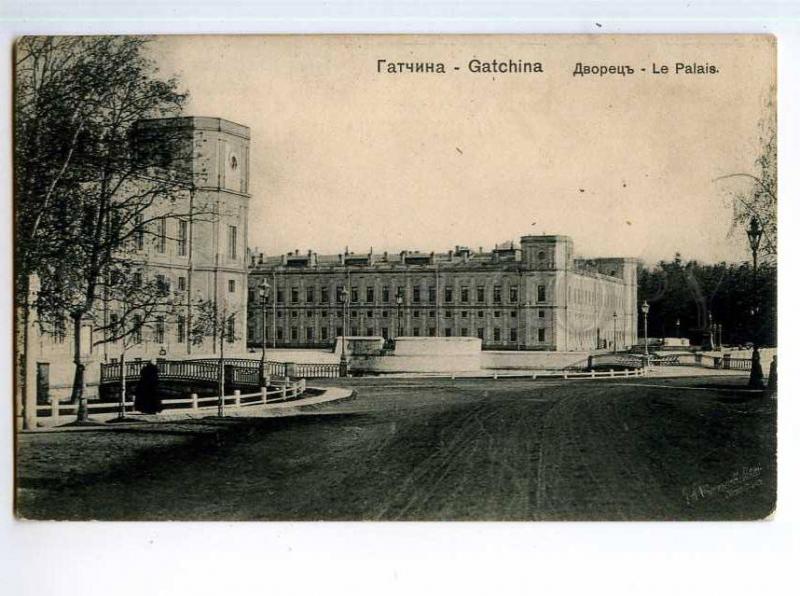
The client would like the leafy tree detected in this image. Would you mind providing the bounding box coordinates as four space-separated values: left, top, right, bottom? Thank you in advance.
638 255 776 348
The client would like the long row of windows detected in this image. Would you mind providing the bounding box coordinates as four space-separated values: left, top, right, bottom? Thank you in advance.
261 308 548 319
570 285 624 308
128 273 238 295
107 314 237 345
131 217 238 260
252 282 547 305
255 325 547 343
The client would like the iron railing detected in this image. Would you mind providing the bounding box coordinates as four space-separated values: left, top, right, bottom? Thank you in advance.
100 357 340 385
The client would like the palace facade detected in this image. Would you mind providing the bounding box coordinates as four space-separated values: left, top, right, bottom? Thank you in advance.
247 235 638 352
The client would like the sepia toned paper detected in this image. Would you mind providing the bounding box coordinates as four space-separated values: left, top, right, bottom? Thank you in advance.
13 34 777 521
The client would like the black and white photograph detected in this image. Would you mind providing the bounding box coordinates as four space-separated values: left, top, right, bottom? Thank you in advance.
12 34 777 522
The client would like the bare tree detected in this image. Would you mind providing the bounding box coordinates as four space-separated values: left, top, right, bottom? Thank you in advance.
717 92 777 261
189 299 241 416
14 36 211 423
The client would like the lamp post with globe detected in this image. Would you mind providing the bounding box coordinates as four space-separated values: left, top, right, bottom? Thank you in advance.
746 216 764 388
339 287 350 377
612 311 618 353
641 301 650 367
396 293 404 338
258 279 270 387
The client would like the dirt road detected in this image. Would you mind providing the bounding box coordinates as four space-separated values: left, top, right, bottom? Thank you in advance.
16 376 776 520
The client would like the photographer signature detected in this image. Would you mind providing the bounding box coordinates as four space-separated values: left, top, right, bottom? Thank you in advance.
683 466 763 504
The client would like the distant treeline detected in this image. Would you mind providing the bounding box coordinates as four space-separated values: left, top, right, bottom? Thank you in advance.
637 254 776 348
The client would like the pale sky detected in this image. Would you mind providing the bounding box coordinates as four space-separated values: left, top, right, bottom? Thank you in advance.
154 35 775 265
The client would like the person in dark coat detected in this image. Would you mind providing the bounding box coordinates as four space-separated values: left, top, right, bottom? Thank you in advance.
749 347 764 389
767 355 777 392
135 360 163 414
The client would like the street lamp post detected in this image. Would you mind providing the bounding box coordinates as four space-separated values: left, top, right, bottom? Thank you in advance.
641 301 650 367
340 287 350 377
746 216 765 388
612 311 618 353
676 318 681 339
708 312 715 350
258 279 270 387
271 271 277 349
396 294 404 338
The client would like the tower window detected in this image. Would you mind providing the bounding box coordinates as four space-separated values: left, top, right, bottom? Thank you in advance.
227 225 238 259
154 316 165 344
226 315 235 343
134 213 144 250
177 220 188 256
157 218 167 253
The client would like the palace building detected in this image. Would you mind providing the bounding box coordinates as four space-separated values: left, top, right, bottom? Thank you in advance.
22 113 638 414
247 235 638 352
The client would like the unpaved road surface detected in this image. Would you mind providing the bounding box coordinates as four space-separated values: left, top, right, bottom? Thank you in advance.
16 376 776 520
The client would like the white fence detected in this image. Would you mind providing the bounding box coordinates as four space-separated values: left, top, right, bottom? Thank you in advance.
36 378 307 424
486 368 646 380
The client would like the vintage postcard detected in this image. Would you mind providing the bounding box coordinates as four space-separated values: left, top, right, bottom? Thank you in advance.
13 34 776 521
